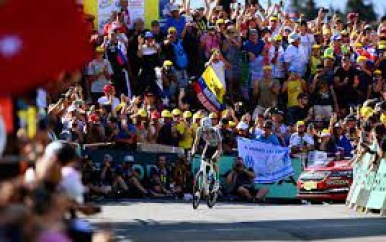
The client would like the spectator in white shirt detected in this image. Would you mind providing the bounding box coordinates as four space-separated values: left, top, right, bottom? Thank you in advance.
284 32 307 77
269 35 286 80
206 48 231 91
289 120 315 155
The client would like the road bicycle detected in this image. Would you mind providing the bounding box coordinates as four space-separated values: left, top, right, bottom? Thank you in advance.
192 155 218 209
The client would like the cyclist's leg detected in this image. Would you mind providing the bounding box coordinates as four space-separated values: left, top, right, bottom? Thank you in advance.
211 158 220 191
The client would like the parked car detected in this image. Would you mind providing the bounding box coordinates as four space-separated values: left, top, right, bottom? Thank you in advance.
297 160 353 202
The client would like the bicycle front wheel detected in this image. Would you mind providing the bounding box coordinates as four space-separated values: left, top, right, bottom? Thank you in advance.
193 171 204 209
207 179 218 208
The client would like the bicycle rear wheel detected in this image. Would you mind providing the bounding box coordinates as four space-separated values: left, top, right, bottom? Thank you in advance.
193 171 203 209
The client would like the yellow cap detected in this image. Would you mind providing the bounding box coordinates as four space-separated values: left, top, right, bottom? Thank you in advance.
374 69 382 75
322 28 331 35
183 111 192 119
354 42 363 48
270 16 279 21
163 60 173 66
137 109 148 118
360 107 373 118
357 55 367 62
168 27 177 33
296 121 305 127
312 44 321 49
263 65 272 70
193 112 203 119
209 112 218 119
379 44 386 50
222 109 229 117
273 35 282 41
172 108 181 116
321 129 331 137
216 19 225 25
323 54 335 60
381 114 386 124
341 30 348 35
161 110 173 118
95 46 105 53
229 121 236 128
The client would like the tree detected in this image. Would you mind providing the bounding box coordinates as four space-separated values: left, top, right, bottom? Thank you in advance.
346 0 377 23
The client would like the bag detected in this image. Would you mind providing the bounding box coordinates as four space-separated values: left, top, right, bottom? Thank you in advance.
171 39 188 69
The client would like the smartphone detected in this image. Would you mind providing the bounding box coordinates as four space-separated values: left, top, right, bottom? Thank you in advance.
215 6 223 11
322 8 329 14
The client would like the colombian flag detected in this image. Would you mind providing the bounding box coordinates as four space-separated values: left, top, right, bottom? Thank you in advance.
194 66 225 112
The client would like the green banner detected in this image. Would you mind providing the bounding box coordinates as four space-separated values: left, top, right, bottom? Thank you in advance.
83 148 179 180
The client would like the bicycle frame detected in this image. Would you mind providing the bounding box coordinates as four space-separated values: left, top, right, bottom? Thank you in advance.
197 158 216 195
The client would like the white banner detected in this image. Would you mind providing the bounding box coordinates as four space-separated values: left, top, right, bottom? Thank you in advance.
237 138 294 184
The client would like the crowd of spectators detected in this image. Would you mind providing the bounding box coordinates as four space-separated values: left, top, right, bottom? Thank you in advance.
41 0 386 200
3 0 386 240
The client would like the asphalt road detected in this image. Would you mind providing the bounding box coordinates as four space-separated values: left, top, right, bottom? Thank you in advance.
89 199 386 242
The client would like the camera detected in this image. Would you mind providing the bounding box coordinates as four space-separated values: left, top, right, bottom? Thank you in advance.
322 8 329 14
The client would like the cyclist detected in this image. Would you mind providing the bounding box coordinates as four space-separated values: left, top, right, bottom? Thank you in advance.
191 117 222 192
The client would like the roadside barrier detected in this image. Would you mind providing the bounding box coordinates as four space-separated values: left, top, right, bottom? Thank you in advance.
346 153 386 216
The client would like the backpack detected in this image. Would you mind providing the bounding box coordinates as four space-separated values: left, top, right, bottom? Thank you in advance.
171 39 188 69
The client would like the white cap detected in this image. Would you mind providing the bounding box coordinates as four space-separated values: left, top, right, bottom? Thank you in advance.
236 121 249 130
124 155 134 163
170 4 179 12
288 32 300 43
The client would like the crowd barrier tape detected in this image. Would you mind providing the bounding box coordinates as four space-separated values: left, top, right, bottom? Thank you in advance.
82 144 179 181
191 156 302 199
346 152 386 215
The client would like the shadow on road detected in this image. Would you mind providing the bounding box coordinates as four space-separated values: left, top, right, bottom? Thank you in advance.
99 217 386 241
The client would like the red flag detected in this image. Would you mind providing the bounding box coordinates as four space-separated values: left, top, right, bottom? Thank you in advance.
0 0 93 96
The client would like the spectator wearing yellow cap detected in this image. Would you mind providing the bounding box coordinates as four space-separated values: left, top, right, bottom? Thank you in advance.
177 111 194 151
209 112 220 126
157 110 179 146
268 15 281 37
315 128 337 156
376 42 386 81
268 35 286 81
87 47 114 104
252 65 280 117
191 112 204 133
309 45 322 77
163 24 189 90
205 48 231 93
135 109 152 143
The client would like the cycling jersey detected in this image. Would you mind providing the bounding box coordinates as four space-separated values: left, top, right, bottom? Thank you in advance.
194 127 222 161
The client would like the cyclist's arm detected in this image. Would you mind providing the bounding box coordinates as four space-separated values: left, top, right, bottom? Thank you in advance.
211 129 223 160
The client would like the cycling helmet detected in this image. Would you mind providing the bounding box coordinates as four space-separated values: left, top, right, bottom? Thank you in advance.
200 117 212 131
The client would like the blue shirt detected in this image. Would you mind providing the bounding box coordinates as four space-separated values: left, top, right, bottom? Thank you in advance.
166 16 186 36
336 135 353 157
243 39 265 57
255 134 281 146
117 123 136 139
